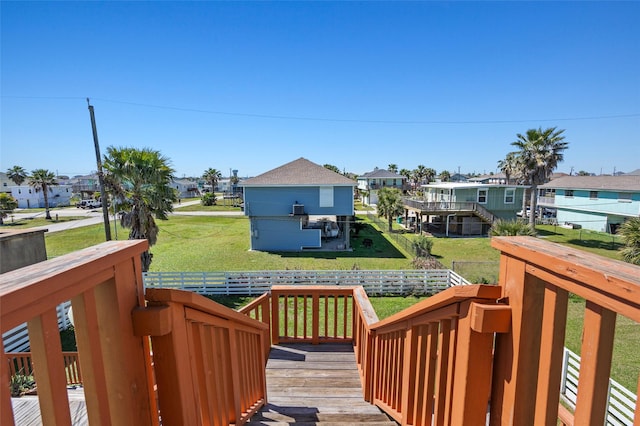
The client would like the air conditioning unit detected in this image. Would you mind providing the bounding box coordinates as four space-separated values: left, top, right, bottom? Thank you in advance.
292 204 305 215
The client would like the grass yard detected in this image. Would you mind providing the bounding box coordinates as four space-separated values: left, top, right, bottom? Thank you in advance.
1 216 88 229
42 212 638 392
536 224 624 261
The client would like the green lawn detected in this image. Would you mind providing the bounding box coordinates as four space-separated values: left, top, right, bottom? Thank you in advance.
41 212 638 392
1 216 88 229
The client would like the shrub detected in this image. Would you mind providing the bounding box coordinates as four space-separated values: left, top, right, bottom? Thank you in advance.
201 192 217 206
489 219 535 236
413 235 434 256
10 371 35 397
411 255 445 270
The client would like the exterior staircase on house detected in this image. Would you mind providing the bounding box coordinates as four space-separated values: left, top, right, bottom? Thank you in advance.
471 203 497 224
246 343 397 426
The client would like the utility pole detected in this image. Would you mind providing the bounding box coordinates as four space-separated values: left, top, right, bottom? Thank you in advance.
87 98 112 241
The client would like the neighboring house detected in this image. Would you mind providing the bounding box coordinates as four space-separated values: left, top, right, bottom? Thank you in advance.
449 173 469 183
10 184 73 209
538 175 640 233
403 182 527 235
357 168 407 205
468 173 508 185
70 174 100 198
0 172 13 195
241 158 355 251
171 178 200 199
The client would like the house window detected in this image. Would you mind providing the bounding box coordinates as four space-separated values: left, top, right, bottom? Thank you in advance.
319 186 334 207
565 190 574 197
504 188 515 204
590 191 598 200
618 192 632 202
477 189 488 204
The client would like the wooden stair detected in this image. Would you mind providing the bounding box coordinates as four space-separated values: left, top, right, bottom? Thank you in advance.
246 343 397 425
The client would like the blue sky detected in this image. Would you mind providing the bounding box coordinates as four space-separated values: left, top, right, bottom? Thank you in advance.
1 1 639 179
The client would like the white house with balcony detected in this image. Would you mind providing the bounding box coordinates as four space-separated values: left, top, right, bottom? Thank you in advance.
10 184 73 209
357 168 407 205
538 175 640 233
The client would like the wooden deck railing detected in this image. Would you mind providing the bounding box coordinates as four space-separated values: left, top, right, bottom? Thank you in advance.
490 236 640 426
363 285 508 425
269 285 355 344
4 237 638 425
134 288 269 425
1 240 158 426
6 352 82 386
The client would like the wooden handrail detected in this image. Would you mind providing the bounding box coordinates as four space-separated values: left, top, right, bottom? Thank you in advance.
270 285 356 344
238 292 272 359
133 288 269 426
6 352 82 386
363 285 507 425
1 240 157 426
490 236 640 426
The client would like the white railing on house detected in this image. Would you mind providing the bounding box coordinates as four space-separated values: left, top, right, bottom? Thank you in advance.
560 347 637 425
142 269 472 295
2 302 71 352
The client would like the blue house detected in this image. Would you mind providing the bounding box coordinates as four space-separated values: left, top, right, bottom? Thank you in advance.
538 175 640 233
241 158 356 251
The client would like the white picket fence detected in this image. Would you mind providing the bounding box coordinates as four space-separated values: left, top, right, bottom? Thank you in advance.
142 269 471 295
560 347 637 425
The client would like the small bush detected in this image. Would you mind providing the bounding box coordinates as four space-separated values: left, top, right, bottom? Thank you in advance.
489 219 535 237
413 235 434 256
201 192 217 206
10 372 35 397
412 255 445 270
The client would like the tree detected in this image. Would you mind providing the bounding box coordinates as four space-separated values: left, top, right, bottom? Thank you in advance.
439 170 451 182
7 166 27 186
376 187 405 232
387 164 398 174
323 164 341 174
618 218 640 265
511 127 568 227
0 193 18 225
29 169 58 219
203 168 222 193
497 151 520 185
103 147 176 272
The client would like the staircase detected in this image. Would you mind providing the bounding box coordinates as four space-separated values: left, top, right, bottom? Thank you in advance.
245 343 397 425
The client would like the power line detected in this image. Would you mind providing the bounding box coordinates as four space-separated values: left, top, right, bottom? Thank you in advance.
3 95 639 125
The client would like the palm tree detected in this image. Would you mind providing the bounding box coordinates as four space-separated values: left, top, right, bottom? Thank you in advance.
0 193 18 224
103 147 176 272
511 127 568 227
376 187 405 232
618 218 640 265
439 170 451 182
497 152 519 185
413 165 427 187
7 166 27 186
203 168 222 193
424 168 436 184
29 169 58 219
387 164 398 174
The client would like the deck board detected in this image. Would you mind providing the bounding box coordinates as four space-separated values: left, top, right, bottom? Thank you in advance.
246 343 397 425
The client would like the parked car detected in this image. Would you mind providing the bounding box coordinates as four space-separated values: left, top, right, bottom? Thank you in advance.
76 199 101 209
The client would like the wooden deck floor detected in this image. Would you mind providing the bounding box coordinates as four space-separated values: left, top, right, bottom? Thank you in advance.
10 344 396 425
246 343 397 425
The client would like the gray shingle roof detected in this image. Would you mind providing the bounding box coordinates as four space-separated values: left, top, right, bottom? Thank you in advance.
241 158 355 186
540 175 640 191
358 169 403 179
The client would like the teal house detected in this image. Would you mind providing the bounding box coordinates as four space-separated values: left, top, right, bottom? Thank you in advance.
404 182 527 235
538 175 640 233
